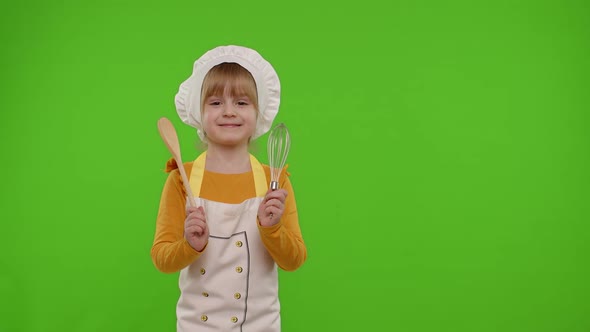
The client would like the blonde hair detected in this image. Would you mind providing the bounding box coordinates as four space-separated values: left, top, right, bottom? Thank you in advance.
200 62 258 112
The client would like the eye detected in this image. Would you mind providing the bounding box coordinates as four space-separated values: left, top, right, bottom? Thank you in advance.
206 98 222 106
236 96 252 106
205 95 222 106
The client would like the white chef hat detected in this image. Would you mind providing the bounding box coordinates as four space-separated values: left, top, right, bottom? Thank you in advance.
174 45 281 141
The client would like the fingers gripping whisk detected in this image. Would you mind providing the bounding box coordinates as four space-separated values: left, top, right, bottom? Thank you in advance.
267 123 291 190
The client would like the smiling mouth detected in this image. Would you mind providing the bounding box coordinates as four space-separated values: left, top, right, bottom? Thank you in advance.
219 124 242 127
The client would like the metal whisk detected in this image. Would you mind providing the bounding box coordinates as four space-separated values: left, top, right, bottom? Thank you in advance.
267 123 291 190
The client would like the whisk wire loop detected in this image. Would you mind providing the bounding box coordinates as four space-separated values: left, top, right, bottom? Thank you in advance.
267 123 291 191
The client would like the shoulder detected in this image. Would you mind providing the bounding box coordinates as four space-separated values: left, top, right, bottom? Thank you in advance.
164 158 194 177
260 163 291 174
260 163 292 185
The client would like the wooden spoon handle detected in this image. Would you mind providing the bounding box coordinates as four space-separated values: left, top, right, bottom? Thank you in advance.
176 159 197 209
157 117 197 208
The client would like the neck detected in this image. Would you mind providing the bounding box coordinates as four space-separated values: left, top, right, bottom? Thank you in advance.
204 143 251 174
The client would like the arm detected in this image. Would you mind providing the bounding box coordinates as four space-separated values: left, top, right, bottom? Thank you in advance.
151 163 202 273
258 173 307 271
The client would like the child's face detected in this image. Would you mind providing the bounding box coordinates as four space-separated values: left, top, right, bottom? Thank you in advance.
202 92 257 147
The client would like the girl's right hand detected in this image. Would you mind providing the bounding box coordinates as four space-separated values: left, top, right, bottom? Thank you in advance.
185 206 209 252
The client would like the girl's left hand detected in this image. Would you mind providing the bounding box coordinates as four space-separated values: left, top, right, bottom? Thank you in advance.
258 188 288 227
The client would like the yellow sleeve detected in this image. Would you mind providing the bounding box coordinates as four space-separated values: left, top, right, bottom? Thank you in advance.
151 161 202 273
258 170 307 271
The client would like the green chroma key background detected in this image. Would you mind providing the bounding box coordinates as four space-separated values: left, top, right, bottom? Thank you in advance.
1 0 588 331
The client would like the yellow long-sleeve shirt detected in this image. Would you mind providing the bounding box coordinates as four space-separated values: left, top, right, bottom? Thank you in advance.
151 158 307 273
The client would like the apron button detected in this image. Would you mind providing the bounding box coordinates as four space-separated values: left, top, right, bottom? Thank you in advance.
200 268 206 275
202 292 209 297
201 315 208 322
235 266 243 273
231 316 238 323
235 241 243 247
234 292 241 299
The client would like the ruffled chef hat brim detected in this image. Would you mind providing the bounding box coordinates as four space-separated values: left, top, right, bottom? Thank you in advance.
174 45 281 141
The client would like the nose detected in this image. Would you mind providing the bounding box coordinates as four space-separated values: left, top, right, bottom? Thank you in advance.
222 104 237 117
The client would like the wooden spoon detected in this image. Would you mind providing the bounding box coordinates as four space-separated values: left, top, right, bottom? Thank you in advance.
157 117 196 208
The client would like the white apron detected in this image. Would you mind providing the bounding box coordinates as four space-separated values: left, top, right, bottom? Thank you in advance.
176 152 280 332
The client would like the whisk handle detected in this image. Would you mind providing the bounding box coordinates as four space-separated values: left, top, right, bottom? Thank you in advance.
270 181 279 191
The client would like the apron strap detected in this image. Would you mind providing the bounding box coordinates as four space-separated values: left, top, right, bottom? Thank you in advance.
190 151 268 199
250 154 268 197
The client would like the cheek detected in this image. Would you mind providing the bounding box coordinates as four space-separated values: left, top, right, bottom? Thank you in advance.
200 113 207 127
248 109 258 122
201 115 215 133
201 110 214 126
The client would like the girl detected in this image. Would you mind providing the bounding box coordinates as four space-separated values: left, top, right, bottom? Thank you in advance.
151 45 307 332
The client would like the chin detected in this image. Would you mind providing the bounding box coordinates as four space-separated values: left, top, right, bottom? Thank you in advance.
211 137 250 147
